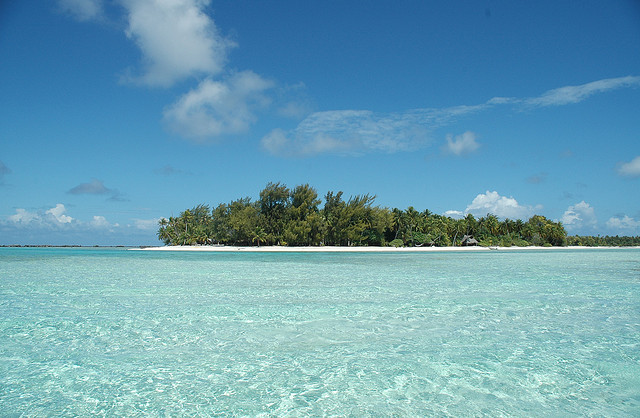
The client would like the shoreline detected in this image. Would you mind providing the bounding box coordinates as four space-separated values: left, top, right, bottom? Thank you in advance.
131 245 639 253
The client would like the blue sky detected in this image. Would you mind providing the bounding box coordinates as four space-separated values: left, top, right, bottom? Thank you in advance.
1 0 639 245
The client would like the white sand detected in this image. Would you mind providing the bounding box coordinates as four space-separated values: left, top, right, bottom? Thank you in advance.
131 245 626 252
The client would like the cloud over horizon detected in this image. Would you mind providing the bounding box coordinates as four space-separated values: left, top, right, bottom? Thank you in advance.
561 201 598 232
464 191 540 220
606 215 640 233
1 204 158 245
8 204 75 228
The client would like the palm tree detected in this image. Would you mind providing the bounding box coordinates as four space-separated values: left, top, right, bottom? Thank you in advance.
252 227 268 247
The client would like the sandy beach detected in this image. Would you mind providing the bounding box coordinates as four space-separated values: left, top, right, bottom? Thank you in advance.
132 245 632 252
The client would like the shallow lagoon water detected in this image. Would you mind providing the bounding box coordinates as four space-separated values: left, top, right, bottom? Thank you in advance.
1 247 639 416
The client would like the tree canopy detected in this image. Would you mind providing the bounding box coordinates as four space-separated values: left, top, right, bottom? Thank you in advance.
157 182 591 247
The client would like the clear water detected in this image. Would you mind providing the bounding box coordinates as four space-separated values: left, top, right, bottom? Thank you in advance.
1 248 639 416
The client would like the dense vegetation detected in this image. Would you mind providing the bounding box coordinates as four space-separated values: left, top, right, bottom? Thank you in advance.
567 235 640 247
157 182 577 247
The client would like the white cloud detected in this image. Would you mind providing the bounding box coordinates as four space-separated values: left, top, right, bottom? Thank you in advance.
274 82 313 119
444 210 464 219
465 191 538 220
58 0 103 21
444 131 480 156
90 215 111 228
526 76 640 107
122 0 235 87
606 215 640 232
277 101 312 119
132 218 160 230
164 71 273 140
260 106 482 157
617 156 640 178
261 111 372 157
46 204 74 224
3 205 120 230
0 207 161 246
7 204 75 228
8 208 39 225
561 201 597 232
487 96 516 105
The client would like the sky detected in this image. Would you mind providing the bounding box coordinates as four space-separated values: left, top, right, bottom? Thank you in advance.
1 0 639 246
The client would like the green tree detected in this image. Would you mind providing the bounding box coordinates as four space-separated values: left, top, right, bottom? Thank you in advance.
285 184 323 245
323 191 346 245
259 182 291 245
228 198 259 245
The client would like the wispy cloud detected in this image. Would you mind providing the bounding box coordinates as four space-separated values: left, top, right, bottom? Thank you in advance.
89 215 114 228
525 76 640 107
164 71 274 140
131 218 160 230
273 82 314 119
58 0 103 21
121 0 235 87
67 179 127 201
154 165 192 176
527 172 548 184
443 131 480 156
617 155 640 178
261 105 486 157
0 160 11 183
262 76 639 157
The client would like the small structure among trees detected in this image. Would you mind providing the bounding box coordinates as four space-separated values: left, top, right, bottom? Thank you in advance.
461 235 479 246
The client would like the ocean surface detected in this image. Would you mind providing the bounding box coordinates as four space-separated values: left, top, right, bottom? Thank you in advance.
1 247 639 416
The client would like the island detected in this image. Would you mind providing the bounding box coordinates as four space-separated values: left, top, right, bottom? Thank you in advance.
157 182 639 248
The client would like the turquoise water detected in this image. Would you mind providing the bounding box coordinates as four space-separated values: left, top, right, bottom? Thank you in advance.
1 248 639 416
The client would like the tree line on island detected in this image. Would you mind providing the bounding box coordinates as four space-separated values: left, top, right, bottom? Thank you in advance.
157 182 589 247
